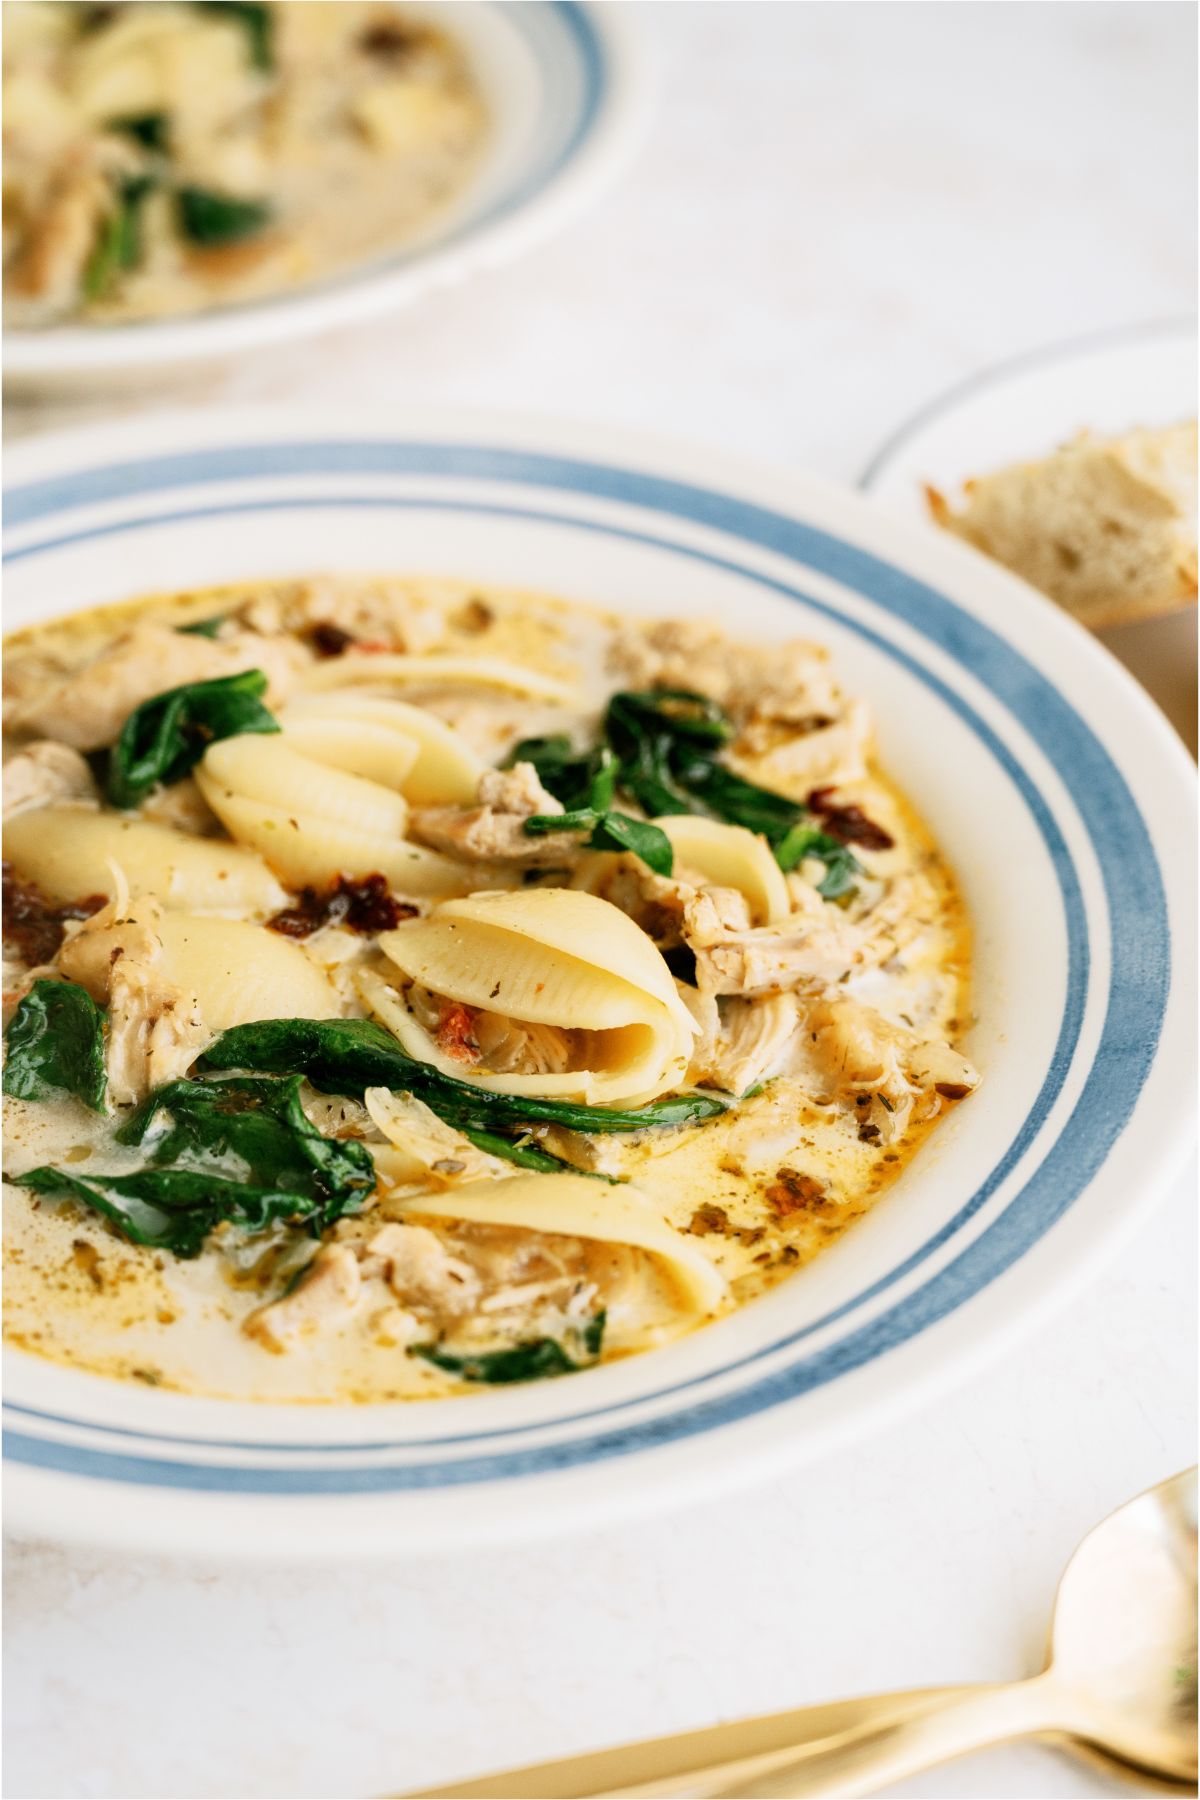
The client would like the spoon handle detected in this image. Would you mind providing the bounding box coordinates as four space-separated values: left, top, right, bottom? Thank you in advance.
407 1675 1061 1798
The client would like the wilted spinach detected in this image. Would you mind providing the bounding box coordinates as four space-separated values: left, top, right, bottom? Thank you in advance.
3 979 107 1112
83 174 157 300
201 1017 728 1141
18 1166 328 1259
177 186 272 246
105 667 279 807
510 689 864 900
411 1312 606 1384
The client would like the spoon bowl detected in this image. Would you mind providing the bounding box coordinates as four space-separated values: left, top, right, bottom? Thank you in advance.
1047 1468 1197 1784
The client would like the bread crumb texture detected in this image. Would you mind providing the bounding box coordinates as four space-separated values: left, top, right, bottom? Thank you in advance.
927 421 1198 630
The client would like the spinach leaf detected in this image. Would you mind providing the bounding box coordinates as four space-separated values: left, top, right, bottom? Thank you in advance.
195 1 273 69
105 667 279 807
109 112 169 151
117 1074 374 1229
412 1312 605 1384
516 688 864 899
457 1126 586 1177
524 805 674 877
200 1017 729 1136
3 979 107 1112
519 742 674 875
18 1166 323 1259
176 614 228 639
177 186 272 247
773 823 862 899
83 174 156 300
505 734 602 810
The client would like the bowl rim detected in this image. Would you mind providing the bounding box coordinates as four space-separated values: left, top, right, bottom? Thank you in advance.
3 404 1194 1557
2 1 647 379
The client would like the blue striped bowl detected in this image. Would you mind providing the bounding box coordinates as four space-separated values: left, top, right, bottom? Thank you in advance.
4 407 1193 1556
4 4 645 390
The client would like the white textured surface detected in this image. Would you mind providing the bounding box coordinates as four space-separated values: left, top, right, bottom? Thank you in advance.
4 5 1195 1798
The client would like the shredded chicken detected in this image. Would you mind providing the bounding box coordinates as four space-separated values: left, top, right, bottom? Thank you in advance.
3 622 305 750
688 878 920 997
680 988 799 1094
609 621 871 788
5 151 117 309
3 740 96 817
56 893 208 1104
364 1222 482 1315
136 775 219 836
798 994 979 1144
611 621 852 730
472 1012 575 1076
735 697 874 789
410 761 580 866
244 1245 362 1350
235 576 446 654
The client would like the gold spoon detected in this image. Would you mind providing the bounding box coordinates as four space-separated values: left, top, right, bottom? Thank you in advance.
409 1469 1197 1799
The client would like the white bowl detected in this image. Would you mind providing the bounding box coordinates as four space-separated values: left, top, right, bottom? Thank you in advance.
3 3 646 394
4 406 1194 1558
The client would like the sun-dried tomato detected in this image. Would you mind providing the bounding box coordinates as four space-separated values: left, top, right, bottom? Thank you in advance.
2 863 106 965
266 875 417 938
806 787 894 851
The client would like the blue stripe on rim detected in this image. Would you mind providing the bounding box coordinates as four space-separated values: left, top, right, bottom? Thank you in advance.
2 444 1169 1493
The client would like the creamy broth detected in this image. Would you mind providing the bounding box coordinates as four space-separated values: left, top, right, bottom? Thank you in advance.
2 576 977 1400
3 2 487 327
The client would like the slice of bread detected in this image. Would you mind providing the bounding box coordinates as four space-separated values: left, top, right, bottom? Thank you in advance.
926 421 1198 630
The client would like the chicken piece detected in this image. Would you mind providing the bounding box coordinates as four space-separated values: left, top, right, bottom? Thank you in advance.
799 994 979 1143
687 878 917 997
136 775 218 836
244 1246 362 1351
472 1012 574 1077
410 761 580 866
3 623 300 751
57 893 207 1104
235 577 445 654
680 988 798 1094
3 741 97 818
102 959 208 1106
610 621 846 724
5 156 113 312
736 698 873 789
365 1222 482 1316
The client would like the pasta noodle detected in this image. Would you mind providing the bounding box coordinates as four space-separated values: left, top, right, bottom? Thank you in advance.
298 653 581 705
404 1174 730 1318
366 888 698 1104
279 696 483 804
156 915 341 1032
3 805 287 915
194 734 469 894
657 816 792 924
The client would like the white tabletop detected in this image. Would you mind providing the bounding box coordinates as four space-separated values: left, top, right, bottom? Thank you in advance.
5 6 1196 1798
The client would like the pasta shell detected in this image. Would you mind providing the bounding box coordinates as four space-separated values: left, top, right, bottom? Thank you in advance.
368 888 697 1104
406 1174 729 1317
658 815 792 924
298 653 580 705
2 805 286 916
188 785 472 896
200 737 409 837
276 717 421 794
279 697 482 804
157 915 341 1032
